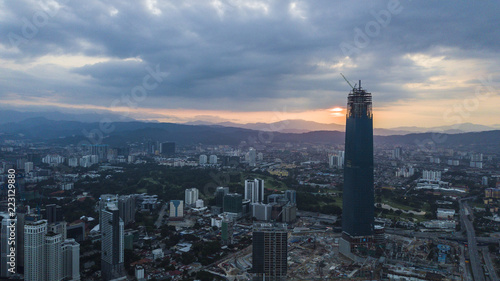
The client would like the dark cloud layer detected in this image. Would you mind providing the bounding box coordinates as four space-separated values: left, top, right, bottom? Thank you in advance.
0 0 499 112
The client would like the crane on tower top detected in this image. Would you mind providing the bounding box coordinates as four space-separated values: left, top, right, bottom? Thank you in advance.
340 73 358 90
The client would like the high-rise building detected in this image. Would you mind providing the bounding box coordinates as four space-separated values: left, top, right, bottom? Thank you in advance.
62 239 80 281
340 81 375 259
185 188 199 206
160 142 175 155
251 203 272 221
251 223 288 280
68 157 78 167
169 200 184 220
118 195 136 225
284 190 297 205
422 170 441 181
215 187 229 208
199 154 208 165
99 194 118 225
101 204 125 281
223 193 243 215
89 144 109 161
67 221 85 242
0 213 15 278
24 220 48 281
24 161 34 173
209 155 218 164
46 204 62 224
281 205 297 223
245 179 265 204
248 148 257 166
221 218 233 245
15 209 26 272
391 147 402 159
45 232 63 281
329 151 344 169
482 176 489 186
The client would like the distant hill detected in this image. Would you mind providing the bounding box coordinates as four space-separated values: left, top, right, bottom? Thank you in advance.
0 110 495 136
1 119 499 151
184 119 496 136
0 110 135 124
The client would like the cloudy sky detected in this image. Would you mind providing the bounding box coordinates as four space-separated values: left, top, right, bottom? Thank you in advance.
1 0 499 128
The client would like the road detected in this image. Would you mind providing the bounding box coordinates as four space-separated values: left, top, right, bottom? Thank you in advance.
154 203 168 228
481 247 499 281
460 200 485 281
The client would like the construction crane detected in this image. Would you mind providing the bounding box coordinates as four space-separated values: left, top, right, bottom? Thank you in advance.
340 73 357 90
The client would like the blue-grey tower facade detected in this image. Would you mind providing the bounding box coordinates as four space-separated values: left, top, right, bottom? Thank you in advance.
339 81 374 258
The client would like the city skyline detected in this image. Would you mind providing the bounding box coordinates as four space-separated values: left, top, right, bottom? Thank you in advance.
1 1 499 128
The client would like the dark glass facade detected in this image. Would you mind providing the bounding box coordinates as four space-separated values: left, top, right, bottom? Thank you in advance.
341 82 374 238
160 142 176 155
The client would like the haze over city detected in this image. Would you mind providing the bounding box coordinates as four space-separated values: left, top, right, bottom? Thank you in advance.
1 0 499 128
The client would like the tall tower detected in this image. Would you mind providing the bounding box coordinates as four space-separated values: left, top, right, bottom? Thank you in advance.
101 203 125 281
339 81 374 258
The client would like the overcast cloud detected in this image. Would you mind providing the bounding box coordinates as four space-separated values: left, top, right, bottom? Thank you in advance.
0 0 499 125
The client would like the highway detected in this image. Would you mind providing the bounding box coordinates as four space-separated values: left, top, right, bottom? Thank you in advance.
460 200 485 281
481 246 499 281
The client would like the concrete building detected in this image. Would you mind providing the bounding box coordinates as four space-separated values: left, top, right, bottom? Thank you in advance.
482 176 489 186
437 208 455 220
62 239 80 281
245 179 265 204
24 220 48 281
24 161 34 173
185 188 199 206
118 195 136 225
282 205 297 223
209 155 218 164
169 200 184 220
195 199 204 208
329 151 345 169
199 154 207 165
45 232 63 281
48 221 67 240
252 203 272 221
422 170 442 181
248 147 257 166
68 158 78 167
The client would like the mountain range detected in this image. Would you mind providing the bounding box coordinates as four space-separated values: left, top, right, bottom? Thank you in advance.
185 119 499 136
0 116 499 152
1 110 497 135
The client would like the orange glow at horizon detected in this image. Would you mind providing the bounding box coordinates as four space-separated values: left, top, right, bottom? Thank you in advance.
2 94 500 128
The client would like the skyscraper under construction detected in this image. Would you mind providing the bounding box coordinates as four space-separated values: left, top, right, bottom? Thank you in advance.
339 80 375 259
